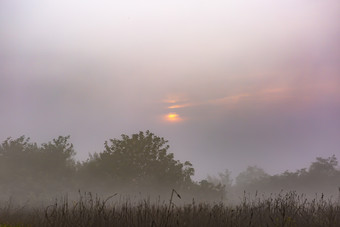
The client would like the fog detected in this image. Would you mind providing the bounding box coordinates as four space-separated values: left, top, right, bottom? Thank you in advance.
1 0 340 208
1 134 340 209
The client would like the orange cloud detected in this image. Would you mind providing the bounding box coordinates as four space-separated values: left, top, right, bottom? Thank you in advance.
168 104 192 109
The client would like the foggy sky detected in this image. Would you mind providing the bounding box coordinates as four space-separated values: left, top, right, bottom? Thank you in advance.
1 0 340 179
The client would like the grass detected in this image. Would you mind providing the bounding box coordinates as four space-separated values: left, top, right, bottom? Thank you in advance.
0 191 339 227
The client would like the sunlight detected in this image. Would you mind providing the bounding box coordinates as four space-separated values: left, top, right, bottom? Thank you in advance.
164 112 182 123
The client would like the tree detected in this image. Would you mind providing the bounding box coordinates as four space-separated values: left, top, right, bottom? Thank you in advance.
207 169 233 189
0 136 38 191
235 166 269 188
0 136 76 198
79 131 194 190
308 155 338 176
39 135 76 177
193 180 226 201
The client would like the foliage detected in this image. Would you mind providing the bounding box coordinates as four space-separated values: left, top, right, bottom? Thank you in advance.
235 166 269 187
207 169 233 189
78 131 194 191
0 136 76 197
230 155 340 196
1 132 340 203
309 155 338 176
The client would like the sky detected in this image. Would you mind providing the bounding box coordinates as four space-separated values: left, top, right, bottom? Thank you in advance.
1 0 340 180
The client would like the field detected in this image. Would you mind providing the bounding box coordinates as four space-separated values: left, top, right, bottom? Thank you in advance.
0 191 339 227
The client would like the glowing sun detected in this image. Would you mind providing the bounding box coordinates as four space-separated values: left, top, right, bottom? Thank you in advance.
164 113 182 123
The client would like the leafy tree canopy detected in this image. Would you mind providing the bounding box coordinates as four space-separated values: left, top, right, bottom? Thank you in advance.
81 131 194 189
309 155 338 176
0 135 76 196
235 166 269 187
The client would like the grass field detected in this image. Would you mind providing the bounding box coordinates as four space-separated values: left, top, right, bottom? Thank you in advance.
0 191 339 227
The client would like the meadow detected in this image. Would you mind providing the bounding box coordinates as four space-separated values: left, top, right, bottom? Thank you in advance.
0 191 339 227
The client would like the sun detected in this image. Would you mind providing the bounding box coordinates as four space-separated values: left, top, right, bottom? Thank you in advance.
168 113 178 119
164 112 182 123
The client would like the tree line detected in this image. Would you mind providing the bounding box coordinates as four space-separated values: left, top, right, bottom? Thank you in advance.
0 131 224 202
0 131 339 202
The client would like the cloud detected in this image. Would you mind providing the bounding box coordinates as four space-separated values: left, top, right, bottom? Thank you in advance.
168 104 192 109
210 94 251 105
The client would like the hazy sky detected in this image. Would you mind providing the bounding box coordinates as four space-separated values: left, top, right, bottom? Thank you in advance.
1 0 340 179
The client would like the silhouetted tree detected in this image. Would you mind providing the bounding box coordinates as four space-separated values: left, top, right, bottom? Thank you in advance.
2 134 339 201
207 169 233 189
192 180 226 201
309 155 338 176
235 166 269 188
231 155 340 196
79 131 194 191
0 136 76 198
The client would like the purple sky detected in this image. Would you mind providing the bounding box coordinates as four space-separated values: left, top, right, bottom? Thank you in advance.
1 0 340 179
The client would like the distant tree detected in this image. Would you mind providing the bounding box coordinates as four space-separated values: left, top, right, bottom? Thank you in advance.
232 156 340 195
235 166 269 188
39 135 76 177
79 131 194 191
206 169 233 201
0 136 76 197
207 169 233 189
308 155 338 176
0 136 38 191
192 180 226 201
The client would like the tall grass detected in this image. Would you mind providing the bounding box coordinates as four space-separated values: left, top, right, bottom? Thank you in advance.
0 191 339 227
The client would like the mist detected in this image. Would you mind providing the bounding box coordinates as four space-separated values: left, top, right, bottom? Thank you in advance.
1 0 340 225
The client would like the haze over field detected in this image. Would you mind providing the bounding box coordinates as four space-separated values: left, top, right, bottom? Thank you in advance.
1 0 340 179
